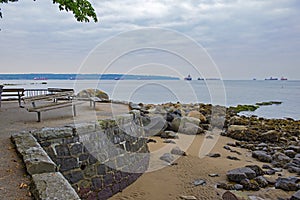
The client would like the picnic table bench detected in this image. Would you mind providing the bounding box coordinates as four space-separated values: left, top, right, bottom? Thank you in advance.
75 96 111 109
22 90 77 122
0 87 25 107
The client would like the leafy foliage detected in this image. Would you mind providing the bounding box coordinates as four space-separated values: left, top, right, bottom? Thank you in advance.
0 0 98 22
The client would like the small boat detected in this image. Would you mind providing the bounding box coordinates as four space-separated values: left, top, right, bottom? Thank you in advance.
33 77 48 80
197 78 204 80
265 77 278 80
280 77 288 81
184 74 192 81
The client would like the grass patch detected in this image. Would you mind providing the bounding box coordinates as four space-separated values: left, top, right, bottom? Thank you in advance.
229 104 259 113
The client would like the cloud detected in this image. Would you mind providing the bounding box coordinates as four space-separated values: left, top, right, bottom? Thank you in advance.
0 0 299 79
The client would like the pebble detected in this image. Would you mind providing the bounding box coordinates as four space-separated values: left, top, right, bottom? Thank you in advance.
223 145 231 150
163 139 176 144
207 153 221 158
193 179 206 186
180 195 197 200
209 174 219 177
227 156 240 161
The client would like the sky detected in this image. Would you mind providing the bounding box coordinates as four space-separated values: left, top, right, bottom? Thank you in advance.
0 0 300 80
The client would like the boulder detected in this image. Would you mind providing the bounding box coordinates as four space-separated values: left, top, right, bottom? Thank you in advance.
260 130 281 142
171 117 203 135
161 131 178 139
275 177 300 191
252 151 272 163
240 178 260 191
245 165 265 176
227 167 257 183
160 153 175 163
228 125 247 133
284 150 296 158
143 115 167 137
229 116 249 125
272 152 292 167
254 176 268 188
171 147 187 156
291 190 300 200
129 102 142 110
77 88 109 100
288 146 300 153
187 111 206 122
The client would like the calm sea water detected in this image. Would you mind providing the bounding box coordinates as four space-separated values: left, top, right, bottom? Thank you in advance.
1 80 299 120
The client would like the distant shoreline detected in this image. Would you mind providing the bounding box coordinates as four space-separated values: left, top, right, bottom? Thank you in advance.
0 73 179 80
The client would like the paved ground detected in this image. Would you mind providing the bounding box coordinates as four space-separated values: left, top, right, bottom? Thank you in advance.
0 101 129 200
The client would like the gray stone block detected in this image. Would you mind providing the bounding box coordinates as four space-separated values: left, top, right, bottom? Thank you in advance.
23 147 57 175
68 123 98 135
33 127 74 141
12 132 57 175
11 132 40 154
31 172 80 200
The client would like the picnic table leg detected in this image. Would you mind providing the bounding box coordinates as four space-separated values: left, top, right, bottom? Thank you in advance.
37 112 41 122
18 94 22 107
73 105 76 116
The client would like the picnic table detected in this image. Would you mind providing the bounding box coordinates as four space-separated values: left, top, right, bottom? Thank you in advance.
0 87 25 107
22 90 77 122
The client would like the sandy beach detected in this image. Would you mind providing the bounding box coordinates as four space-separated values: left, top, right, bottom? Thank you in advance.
0 100 297 200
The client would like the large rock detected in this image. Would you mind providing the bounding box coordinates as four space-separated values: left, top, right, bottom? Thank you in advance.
229 116 249 125
275 177 300 191
171 147 186 156
77 88 109 100
252 151 272 163
254 176 269 188
31 172 80 200
291 190 300 200
227 167 257 183
171 117 203 135
143 115 167 137
187 111 206 122
272 152 292 167
245 165 264 176
260 130 281 142
160 153 175 163
228 125 247 132
240 178 260 191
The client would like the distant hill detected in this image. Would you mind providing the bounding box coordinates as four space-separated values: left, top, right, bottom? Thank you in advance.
0 74 179 80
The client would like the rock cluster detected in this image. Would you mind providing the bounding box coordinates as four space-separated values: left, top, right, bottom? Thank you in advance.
133 103 227 138
218 165 300 192
222 115 300 176
129 102 300 199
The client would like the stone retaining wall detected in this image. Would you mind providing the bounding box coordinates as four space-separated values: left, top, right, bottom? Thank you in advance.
12 112 149 200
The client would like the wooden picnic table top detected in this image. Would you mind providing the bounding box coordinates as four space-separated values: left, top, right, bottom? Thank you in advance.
2 88 25 93
22 91 74 102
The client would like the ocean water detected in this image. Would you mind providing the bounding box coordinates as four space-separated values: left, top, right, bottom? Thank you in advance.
1 79 299 120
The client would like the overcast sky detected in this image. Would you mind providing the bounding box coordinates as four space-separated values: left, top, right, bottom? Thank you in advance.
0 0 299 80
